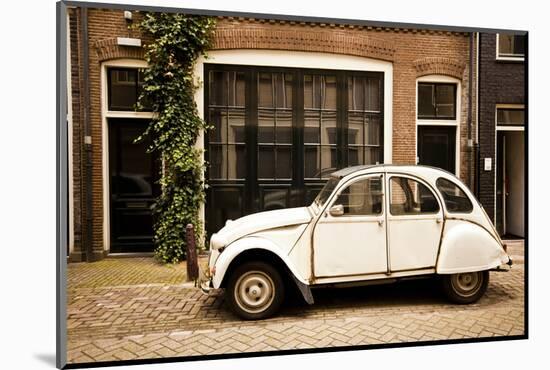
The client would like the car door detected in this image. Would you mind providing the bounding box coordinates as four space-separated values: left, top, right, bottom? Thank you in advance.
386 174 443 272
313 173 388 278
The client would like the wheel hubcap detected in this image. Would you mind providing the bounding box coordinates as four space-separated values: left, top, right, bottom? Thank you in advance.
234 271 275 314
451 272 483 297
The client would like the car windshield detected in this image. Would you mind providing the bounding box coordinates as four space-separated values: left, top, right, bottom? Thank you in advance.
313 176 340 210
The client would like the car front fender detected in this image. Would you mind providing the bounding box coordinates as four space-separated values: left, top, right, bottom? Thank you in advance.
211 236 309 289
436 219 510 274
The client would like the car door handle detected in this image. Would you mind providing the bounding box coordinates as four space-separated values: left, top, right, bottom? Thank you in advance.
378 219 384 226
436 218 442 223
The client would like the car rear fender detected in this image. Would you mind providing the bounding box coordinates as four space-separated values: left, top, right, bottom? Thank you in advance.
436 219 510 274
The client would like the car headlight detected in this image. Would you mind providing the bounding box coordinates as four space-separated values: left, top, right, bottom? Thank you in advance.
210 233 226 250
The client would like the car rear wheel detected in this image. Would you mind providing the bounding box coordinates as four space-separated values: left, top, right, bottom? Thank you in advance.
226 261 285 320
441 271 489 304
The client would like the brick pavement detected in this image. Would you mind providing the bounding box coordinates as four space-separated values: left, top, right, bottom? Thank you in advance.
67 241 525 364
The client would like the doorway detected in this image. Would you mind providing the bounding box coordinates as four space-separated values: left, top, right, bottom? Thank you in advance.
496 130 525 237
108 118 160 253
417 126 456 174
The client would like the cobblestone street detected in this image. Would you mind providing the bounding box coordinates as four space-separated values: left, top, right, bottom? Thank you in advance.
67 242 525 364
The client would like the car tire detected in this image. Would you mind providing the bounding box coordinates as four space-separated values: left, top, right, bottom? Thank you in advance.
441 270 489 304
226 261 285 320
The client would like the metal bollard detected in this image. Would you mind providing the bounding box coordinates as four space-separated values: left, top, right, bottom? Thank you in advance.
185 224 199 282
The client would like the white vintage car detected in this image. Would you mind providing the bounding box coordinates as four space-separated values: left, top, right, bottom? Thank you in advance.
200 165 512 320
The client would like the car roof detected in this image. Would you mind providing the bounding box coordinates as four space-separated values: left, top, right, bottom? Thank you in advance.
331 164 461 184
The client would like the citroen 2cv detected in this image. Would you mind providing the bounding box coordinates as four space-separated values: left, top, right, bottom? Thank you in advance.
200 165 512 320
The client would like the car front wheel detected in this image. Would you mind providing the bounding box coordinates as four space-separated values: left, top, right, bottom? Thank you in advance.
441 270 489 304
226 261 285 320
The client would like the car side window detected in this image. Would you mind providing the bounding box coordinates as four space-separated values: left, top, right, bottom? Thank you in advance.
436 178 473 213
389 177 439 215
333 177 383 216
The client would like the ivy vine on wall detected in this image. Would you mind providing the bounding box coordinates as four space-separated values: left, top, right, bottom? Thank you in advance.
137 13 216 263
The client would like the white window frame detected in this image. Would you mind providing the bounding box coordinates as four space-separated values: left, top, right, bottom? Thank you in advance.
101 59 153 253
495 103 525 131
415 75 461 176
496 34 525 62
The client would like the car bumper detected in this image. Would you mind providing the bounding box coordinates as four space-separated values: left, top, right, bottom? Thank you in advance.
197 263 213 294
491 257 513 272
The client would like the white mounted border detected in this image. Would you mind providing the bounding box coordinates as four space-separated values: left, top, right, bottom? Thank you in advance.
415 75 462 176
100 58 152 253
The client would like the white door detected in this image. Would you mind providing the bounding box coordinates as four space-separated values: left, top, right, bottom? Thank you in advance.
386 175 443 271
313 174 388 278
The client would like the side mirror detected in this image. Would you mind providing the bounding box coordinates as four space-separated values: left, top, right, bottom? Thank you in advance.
329 204 344 217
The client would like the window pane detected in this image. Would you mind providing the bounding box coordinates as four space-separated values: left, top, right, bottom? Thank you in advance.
321 111 337 145
258 146 275 179
334 177 383 215
276 110 293 144
436 178 473 213
208 71 227 106
348 146 363 166
304 111 320 144
348 113 363 145
208 108 227 143
304 75 322 109
390 177 440 215
117 125 153 195
365 147 381 164
137 70 152 111
513 35 525 55
228 144 246 179
418 84 435 118
348 76 364 111
366 115 381 146
109 69 137 111
366 78 380 111
209 144 225 179
258 109 275 143
323 76 337 110
321 146 337 177
276 147 292 179
304 146 320 178
497 109 524 126
228 108 245 143
258 73 274 108
499 34 513 55
262 189 289 210
435 85 455 118
227 72 246 107
275 73 293 109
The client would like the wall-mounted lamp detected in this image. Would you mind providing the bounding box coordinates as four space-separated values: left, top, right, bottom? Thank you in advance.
124 10 133 22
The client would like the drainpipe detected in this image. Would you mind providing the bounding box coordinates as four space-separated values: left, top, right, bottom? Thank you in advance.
80 7 94 261
468 32 474 191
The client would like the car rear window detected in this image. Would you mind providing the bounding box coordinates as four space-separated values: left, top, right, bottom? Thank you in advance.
436 178 473 213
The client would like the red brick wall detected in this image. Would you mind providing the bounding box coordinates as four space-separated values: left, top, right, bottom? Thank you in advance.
68 9 473 260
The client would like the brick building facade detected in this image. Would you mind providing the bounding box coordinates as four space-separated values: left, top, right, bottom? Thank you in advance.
67 6 477 261
477 32 525 237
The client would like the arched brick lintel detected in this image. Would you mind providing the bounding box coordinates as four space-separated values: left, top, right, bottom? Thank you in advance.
211 28 396 62
414 57 466 80
95 38 145 62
